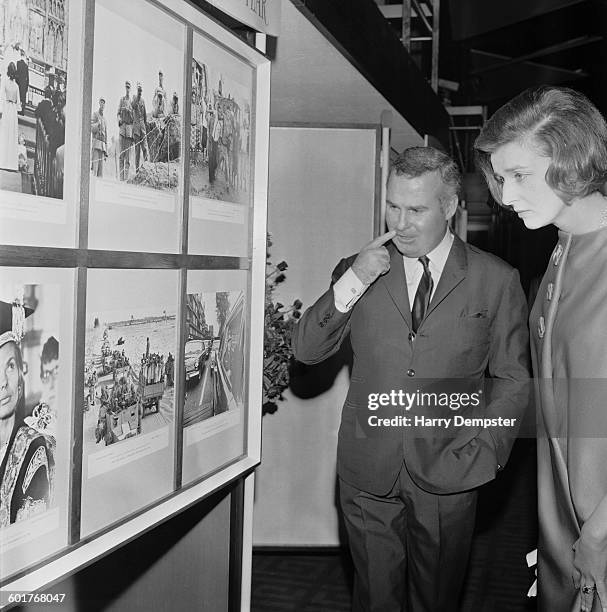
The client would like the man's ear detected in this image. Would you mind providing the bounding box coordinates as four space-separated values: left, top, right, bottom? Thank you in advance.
444 195 459 221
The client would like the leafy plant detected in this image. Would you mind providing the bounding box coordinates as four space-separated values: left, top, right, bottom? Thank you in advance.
263 235 302 415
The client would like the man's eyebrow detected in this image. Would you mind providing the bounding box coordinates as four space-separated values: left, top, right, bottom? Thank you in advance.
385 200 428 209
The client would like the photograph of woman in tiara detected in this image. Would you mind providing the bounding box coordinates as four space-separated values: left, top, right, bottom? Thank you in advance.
0 299 54 527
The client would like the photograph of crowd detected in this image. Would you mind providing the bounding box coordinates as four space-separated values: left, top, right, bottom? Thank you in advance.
83 269 177 458
0 284 59 530
90 0 183 193
190 34 251 205
0 0 69 199
83 317 175 454
183 290 245 428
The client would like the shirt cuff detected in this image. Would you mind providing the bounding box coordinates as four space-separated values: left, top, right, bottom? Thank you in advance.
333 267 367 313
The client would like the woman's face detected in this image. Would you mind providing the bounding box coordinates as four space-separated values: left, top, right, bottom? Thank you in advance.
0 342 21 420
490 140 569 229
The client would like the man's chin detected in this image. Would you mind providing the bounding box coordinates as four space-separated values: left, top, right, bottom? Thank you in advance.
392 237 419 257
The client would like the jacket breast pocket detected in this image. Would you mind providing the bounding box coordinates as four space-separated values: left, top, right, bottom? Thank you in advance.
456 316 490 347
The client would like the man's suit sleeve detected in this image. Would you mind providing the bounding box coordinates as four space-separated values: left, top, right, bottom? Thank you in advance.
292 258 355 365
482 266 531 468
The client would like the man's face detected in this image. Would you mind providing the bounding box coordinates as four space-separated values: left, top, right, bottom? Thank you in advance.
99 100 105 114
159 73 163 86
385 170 456 258
41 358 58 407
0 342 21 421
137 86 142 98
125 84 130 96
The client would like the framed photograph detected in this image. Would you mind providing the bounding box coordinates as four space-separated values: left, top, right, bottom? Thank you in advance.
0 269 75 582
0 0 269 595
87 0 185 253
181 270 248 486
187 31 256 257
0 0 84 247
80 269 178 538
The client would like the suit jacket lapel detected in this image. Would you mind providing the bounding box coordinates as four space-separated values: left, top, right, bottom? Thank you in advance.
380 242 412 329
425 233 467 319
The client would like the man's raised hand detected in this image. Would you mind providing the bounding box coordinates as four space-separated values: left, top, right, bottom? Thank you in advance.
351 230 396 285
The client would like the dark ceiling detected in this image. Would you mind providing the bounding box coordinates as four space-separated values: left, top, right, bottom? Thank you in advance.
441 0 607 115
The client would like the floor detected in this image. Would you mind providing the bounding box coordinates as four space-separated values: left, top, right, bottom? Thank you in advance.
252 439 538 611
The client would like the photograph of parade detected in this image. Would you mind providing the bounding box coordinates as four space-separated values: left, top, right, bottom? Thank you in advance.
83 270 177 454
90 0 183 192
190 34 251 205
0 0 69 199
183 290 245 428
0 283 60 529
83 315 175 452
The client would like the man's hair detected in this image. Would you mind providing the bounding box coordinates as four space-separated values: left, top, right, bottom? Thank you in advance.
474 86 607 205
391 146 461 207
40 336 58 374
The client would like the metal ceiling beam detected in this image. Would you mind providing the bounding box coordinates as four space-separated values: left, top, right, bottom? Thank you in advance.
470 48 589 80
470 35 603 76
377 3 431 19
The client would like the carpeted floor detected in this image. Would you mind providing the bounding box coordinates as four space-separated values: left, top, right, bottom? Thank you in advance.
252 439 538 611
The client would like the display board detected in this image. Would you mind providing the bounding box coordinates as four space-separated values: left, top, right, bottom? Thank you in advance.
0 0 268 601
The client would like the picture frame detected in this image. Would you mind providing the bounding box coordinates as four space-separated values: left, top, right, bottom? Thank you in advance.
0 0 269 594
181 269 248 487
79 268 178 538
0 0 85 248
186 29 254 257
86 0 187 253
0 268 76 582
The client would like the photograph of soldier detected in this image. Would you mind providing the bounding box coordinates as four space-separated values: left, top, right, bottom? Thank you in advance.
0 0 69 199
131 82 148 171
117 80 134 181
152 69 166 119
90 0 183 192
189 36 252 206
90 97 107 177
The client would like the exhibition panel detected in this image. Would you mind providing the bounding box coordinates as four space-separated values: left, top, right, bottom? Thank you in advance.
0 0 269 597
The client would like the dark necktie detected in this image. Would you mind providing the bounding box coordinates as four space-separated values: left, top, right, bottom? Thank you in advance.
411 255 433 333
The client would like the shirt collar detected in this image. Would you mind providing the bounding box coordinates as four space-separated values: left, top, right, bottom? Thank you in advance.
403 228 453 274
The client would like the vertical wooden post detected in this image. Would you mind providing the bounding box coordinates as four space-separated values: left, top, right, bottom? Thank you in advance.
401 0 411 52
431 0 440 92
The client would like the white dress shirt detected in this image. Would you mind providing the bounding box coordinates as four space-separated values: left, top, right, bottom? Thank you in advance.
334 229 454 312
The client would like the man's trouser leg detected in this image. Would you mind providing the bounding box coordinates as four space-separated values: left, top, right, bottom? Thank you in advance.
339 463 477 612
119 135 130 180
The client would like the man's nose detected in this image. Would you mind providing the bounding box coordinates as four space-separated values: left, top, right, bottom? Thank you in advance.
396 210 410 230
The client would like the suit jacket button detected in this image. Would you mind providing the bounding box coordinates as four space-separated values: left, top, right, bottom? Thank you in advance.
538 316 545 339
407 369 415 377
546 283 554 301
408 332 415 341
552 244 563 266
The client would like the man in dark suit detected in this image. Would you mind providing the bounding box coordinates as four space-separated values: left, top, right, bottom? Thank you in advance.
293 146 530 612
16 48 29 115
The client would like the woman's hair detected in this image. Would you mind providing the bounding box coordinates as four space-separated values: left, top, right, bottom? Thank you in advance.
7 62 17 80
474 86 607 204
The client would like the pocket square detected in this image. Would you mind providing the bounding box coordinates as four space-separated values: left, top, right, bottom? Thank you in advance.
469 311 487 318
461 309 488 318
